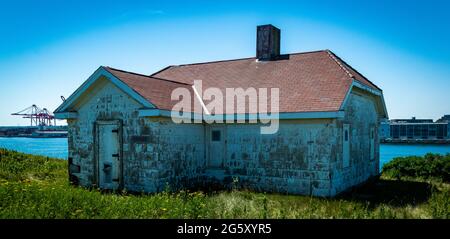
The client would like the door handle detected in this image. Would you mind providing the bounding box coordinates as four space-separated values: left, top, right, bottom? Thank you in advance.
112 153 119 157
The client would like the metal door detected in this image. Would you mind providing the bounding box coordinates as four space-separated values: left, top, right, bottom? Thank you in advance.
209 126 225 168
97 122 121 190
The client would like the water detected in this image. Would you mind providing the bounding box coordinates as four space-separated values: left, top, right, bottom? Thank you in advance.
0 137 449 170
0 137 68 159
380 144 450 169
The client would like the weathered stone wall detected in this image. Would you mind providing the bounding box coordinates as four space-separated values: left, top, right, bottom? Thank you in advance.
125 117 205 192
211 120 338 196
67 81 143 187
331 90 380 195
68 81 205 192
67 80 380 197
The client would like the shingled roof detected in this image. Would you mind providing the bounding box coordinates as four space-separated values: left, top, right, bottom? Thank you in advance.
104 50 381 113
105 67 194 111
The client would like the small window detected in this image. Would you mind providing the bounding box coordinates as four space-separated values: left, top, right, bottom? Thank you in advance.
370 127 375 161
212 130 221 141
343 124 350 168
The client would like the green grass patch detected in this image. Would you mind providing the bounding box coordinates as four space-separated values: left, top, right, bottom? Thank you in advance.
0 148 449 219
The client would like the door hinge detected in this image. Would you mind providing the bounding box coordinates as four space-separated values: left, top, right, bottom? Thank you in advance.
112 153 119 157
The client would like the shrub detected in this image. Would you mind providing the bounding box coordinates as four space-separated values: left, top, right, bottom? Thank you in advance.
382 153 450 182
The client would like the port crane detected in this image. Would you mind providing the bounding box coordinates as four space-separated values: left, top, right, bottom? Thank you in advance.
11 105 57 126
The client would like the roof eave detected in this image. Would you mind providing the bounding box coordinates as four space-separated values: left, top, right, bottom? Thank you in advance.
340 79 388 119
139 109 345 120
54 66 156 115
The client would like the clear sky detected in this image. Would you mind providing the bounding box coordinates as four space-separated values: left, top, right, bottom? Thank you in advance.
0 0 449 126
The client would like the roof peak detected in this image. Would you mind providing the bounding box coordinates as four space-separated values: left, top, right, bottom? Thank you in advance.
104 66 191 86
324 51 381 91
164 50 330 69
104 66 151 78
325 50 354 78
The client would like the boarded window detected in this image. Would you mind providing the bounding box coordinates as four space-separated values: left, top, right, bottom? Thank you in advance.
343 124 350 168
212 130 221 141
370 127 375 161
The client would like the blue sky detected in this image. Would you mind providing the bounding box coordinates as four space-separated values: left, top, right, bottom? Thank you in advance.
0 0 449 125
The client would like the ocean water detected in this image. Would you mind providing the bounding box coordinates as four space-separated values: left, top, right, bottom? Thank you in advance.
379 144 450 169
0 137 449 170
0 137 68 159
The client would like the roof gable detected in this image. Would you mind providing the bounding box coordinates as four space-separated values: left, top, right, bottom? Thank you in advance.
54 67 155 114
105 67 194 111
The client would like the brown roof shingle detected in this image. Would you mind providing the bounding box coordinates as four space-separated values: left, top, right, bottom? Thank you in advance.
105 67 194 111
106 50 381 113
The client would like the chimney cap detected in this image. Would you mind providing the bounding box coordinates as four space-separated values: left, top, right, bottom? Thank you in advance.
257 24 279 28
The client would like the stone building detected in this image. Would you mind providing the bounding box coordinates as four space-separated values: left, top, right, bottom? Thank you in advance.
54 25 388 197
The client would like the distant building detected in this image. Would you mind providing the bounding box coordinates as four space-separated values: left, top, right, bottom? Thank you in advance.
380 116 449 141
437 115 450 123
379 118 390 139
438 115 450 137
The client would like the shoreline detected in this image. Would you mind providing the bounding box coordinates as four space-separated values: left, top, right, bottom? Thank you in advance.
381 139 450 145
0 135 68 139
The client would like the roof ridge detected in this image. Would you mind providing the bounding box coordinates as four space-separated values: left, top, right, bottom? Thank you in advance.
105 66 153 78
154 50 330 70
287 49 329 56
325 51 381 91
149 76 192 86
325 50 354 79
150 65 174 77
104 66 191 86
173 56 256 68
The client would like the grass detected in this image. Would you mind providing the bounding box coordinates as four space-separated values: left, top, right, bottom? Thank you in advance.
0 148 449 219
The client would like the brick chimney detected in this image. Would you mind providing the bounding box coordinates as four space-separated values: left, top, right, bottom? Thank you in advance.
256 24 280 61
